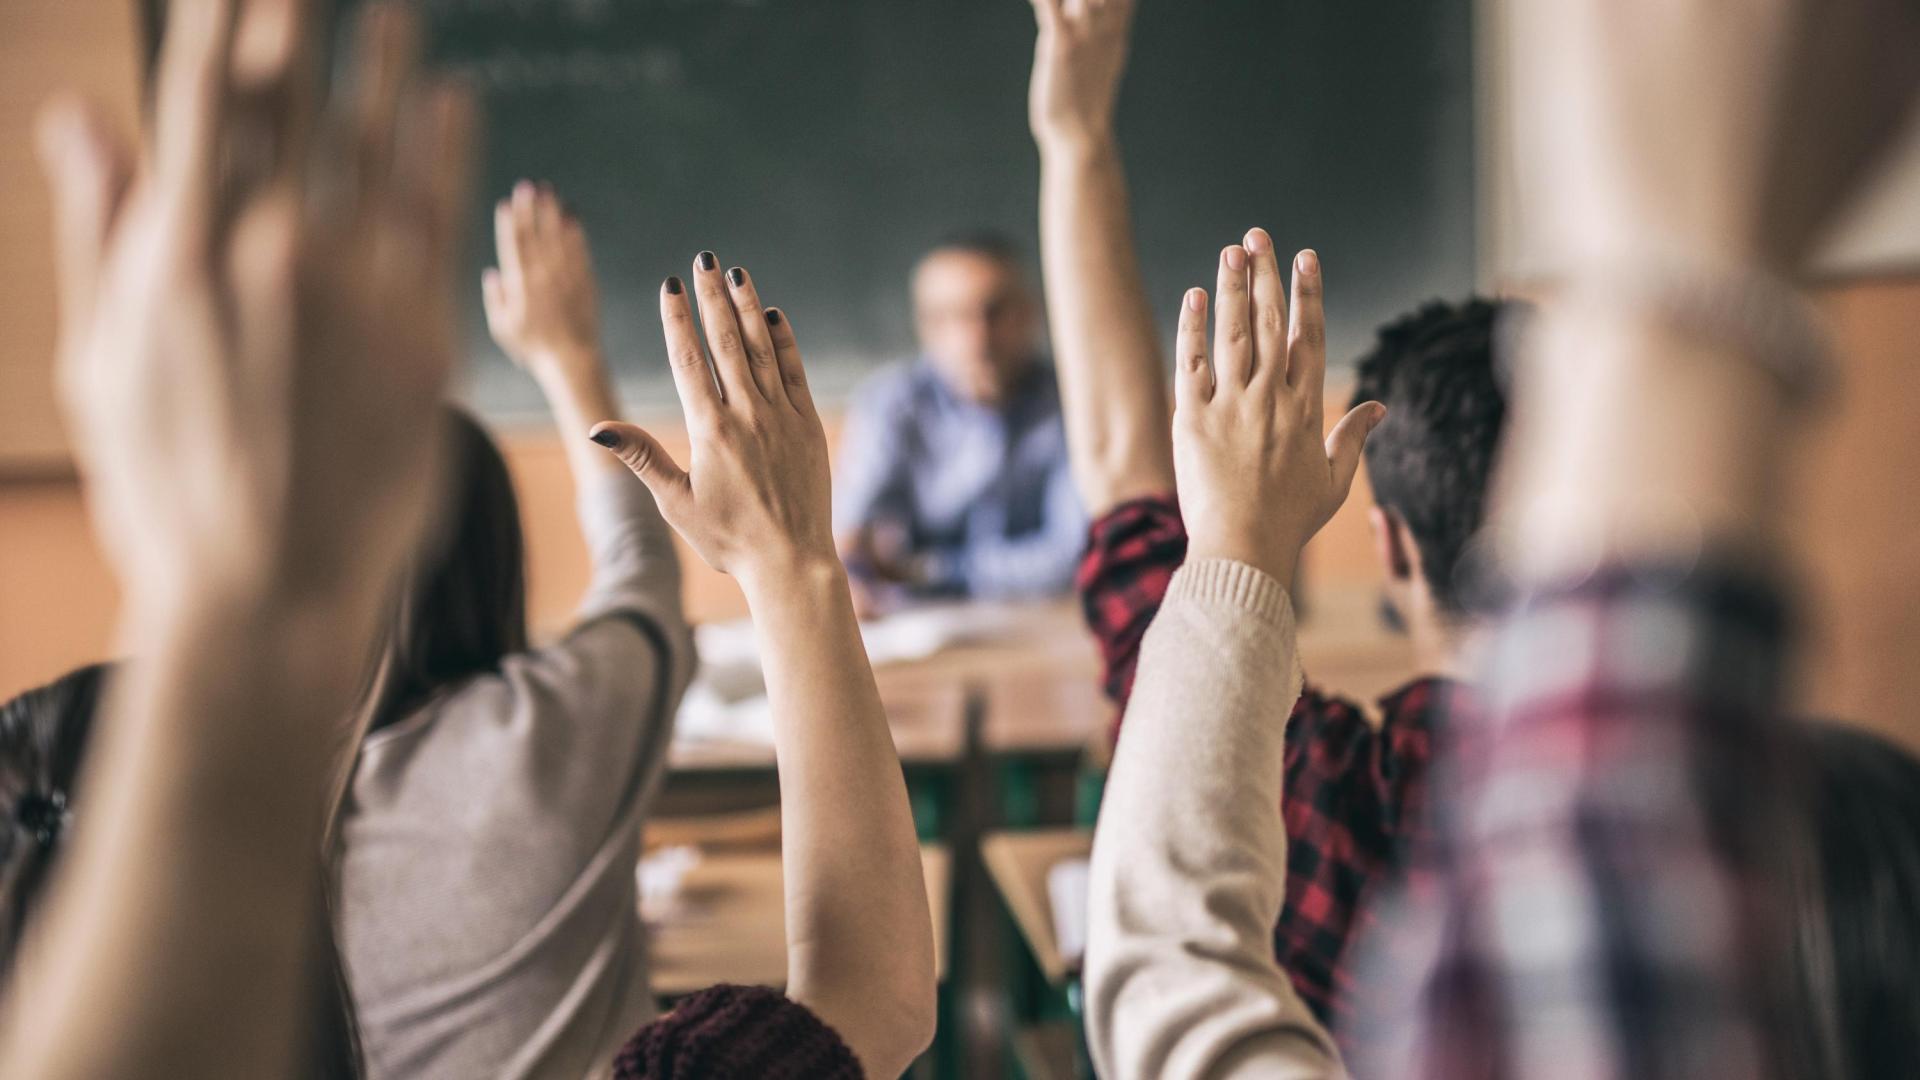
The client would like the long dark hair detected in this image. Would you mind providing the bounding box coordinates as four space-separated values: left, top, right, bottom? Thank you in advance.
1794 723 1920 1079
0 665 363 1078
359 407 529 733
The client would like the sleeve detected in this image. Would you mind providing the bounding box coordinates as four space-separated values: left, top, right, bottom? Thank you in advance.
610 985 864 1080
1085 558 1347 1080
360 472 696 905
534 468 698 811
939 459 1089 600
1378 562 1800 1080
832 374 914 539
1073 494 1187 709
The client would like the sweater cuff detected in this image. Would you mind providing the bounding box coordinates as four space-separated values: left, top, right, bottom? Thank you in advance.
1164 558 1296 633
610 984 864 1079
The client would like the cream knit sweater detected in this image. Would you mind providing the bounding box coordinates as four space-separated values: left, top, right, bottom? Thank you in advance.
1086 559 1348 1079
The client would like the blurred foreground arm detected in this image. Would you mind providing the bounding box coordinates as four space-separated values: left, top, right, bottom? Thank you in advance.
1376 1 1920 1077
594 257 935 1078
1085 239 1379 1078
3 2 472 1077
1029 0 1174 515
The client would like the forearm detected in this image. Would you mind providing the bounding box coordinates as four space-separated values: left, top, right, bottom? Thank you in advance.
532 348 630 484
1086 559 1342 1080
740 560 935 1076
0 595 374 1080
1038 135 1175 515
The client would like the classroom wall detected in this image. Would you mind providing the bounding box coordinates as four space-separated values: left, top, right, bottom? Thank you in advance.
0 0 143 471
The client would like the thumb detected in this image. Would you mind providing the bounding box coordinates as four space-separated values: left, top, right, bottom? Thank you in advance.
1325 401 1387 503
36 96 131 331
588 422 691 510
480 267 507 332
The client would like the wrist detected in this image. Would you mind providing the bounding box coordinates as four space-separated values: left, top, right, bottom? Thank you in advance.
1036 127 1118 163
735 550 849 607
1184 535 1298 596
525 343 607 384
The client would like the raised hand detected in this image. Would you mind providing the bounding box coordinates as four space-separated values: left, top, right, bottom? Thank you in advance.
1028 0 1136 150
482 180 602 375
1172 230 1384 591
590 255 832 590
592 257 937 1075
40 0 474 614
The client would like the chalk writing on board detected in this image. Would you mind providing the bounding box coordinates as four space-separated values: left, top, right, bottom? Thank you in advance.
419 0 768 20
452 47 686 91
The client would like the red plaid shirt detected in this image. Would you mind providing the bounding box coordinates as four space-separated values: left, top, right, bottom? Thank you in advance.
1077 495 1441 1036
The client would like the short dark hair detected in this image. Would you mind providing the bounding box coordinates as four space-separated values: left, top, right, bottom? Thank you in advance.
924 228 1024 268
1348 298 1522 614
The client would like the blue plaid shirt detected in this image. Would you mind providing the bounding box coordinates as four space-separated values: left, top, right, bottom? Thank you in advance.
833 358 1084 600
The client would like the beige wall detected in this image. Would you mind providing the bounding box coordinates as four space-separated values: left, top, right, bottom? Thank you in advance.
0 0 142 472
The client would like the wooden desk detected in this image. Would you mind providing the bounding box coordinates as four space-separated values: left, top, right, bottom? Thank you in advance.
648 845 951 997
867 602 1099 697
979 670 1108 758
669 681 968 772
980 827 1092 985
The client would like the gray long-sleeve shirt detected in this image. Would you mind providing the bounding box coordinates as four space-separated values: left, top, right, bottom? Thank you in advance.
337 470 695 1080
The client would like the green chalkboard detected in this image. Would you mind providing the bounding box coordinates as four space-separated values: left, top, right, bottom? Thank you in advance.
348 0 1476 418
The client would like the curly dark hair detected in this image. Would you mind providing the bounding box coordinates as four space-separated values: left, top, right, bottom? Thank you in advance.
1348 298 1524 614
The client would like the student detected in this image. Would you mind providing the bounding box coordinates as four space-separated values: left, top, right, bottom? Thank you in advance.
333 181 695 1080
0 666 364 1079
1083 235 1372 1078
834 232 1086 613
1081 0 1920 1075
588 253 937 1078
1 1 474 1075
1026 0 1510 1029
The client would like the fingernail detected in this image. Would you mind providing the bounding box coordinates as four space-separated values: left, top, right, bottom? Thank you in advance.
1224 246 1247 271
590 429 620 448
727 267 745 287
765 308 783 326
664 276 683 295
1185 289 1205 312
1297 249 1320 274
697 251 716 271
1244 229 1269 254
1368 403 1387 429
515 180 535 199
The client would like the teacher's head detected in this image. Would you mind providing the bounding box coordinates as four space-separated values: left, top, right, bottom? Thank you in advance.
912 230 1040 409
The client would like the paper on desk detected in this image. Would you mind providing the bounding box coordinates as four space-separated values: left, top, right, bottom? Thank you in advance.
1048 856 1091 967
638 845 702 921
674 603 1042 745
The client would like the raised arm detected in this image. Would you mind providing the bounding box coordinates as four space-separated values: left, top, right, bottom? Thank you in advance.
1369 2 1920 1076
482 181 627 485
5 3 471 1076
1028 0 1174 515
592 257 935 1077
1086 234 1381 1079
481 180 685 635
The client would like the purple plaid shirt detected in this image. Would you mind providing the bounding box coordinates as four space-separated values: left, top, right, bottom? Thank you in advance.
1349 564 1802 1080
